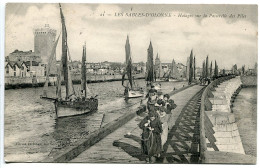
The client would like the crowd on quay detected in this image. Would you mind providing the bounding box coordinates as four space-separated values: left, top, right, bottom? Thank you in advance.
139 85 177 163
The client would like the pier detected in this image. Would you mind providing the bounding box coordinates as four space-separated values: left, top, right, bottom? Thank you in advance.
70 85 204 163
35 75 257 164
40 76 257 163
200 75 256 164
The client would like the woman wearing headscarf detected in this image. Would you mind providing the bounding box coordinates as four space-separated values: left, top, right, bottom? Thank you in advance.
163 94 177 114
155 99 169 149
139 111 162 162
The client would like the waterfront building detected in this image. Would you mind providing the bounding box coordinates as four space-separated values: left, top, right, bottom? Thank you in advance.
5 60 45 77
29 64 45 77
5 61 29 77
6 49 42 63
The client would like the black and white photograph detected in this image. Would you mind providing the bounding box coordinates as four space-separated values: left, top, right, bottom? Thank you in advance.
1 1 258 165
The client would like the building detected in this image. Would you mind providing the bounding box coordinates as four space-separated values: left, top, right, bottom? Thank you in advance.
6 49 42 63
5 61 29 77
5 61 45 77
34 24 57 74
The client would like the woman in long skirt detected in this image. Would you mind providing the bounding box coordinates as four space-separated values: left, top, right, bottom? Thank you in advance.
155 100 169 150
139 111 162 162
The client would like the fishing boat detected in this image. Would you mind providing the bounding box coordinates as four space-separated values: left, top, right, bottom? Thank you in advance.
122 35 144 99
146 41 161 90
41 4 98 118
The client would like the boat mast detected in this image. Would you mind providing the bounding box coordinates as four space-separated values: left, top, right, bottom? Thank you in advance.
124 35 133 89
59 3 69 99
81 42 87 98
56 62 62 99
59 3 75 99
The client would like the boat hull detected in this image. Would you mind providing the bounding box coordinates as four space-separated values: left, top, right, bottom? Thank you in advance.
126 90 144 99
153 83 161 90
55 98 98 118
168 79 178 82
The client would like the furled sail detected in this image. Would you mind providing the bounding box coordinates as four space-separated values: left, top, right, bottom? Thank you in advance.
127 57 133 88
122 72 126 86
146 41 154 82
56 63 62 99
171 58 179 79
43 35 60 97
59 3 75 99
81 43 87 97
122 35 133 89
125 35 131 65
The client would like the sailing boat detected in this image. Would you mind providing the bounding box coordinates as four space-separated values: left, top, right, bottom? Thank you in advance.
162 70 171 81
122 35 144 99
168 59 179 82
41 4 98 118
146 41 161 90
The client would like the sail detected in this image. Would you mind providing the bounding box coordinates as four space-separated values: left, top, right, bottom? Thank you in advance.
163 70 170 79
59 4 75 99
194 56 196 79
56 63 62 99
127 57 133 88
146 41 154 82
125 35 131 65
171 58 179 79
206 55 209 78
123 35 133 89
122 71 126 86
43 35 60 97
189 50 193 83
81 43 87 97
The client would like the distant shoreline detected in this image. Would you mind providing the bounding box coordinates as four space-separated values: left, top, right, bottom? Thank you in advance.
4 76 146 90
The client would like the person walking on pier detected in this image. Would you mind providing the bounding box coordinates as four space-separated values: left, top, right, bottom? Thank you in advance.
163 94 177 114
155 102 168 150
139 111 163 163
146 85 158 112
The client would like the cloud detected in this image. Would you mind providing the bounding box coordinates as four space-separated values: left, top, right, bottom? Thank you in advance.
5 4 258 69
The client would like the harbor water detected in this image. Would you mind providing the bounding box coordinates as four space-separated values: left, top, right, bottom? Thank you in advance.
232 87 257 157
4 79 187 162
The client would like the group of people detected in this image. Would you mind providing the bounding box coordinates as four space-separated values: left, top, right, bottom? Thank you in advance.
139 85 177 163
199 76 211 85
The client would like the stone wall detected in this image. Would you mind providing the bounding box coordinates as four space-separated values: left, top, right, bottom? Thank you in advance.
206 77 245 154
240 75 257 87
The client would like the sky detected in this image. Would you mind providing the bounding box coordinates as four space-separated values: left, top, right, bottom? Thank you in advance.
5 3 258 69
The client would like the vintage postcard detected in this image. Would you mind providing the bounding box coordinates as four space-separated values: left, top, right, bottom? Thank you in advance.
3 3 257 164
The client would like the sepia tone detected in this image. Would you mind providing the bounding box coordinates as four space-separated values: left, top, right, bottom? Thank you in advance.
4 3 257 164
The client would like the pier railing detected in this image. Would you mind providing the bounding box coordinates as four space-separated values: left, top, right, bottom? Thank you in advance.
199 75 235 163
